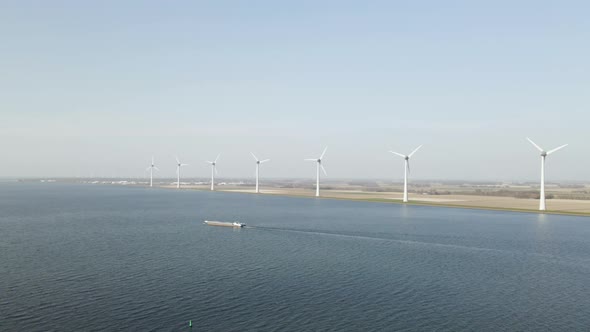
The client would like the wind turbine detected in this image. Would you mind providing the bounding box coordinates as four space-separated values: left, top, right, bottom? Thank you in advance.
389 145 422 203
206 154 220 191
175 156 188 189
526 138 568 211
305 147 328 197
146 156 159 187
251 153 270 193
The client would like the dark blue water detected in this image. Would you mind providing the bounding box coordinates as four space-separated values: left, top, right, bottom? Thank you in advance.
1 183 590 331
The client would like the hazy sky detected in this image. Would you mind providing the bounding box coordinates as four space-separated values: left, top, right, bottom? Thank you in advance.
1 1 589 181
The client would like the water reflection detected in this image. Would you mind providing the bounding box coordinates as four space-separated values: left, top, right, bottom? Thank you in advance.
534 213 551 249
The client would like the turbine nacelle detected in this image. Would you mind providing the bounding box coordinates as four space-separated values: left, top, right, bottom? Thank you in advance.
175 156 188 168
251 152 270 165
527 137 567 157
146 157 160 170
305 146 328 176
146 157 159 172
206 154 221 166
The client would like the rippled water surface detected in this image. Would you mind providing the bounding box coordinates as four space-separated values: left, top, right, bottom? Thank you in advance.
2 183 590 331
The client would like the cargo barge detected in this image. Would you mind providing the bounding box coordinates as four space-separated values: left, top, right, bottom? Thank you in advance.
204 220 246 228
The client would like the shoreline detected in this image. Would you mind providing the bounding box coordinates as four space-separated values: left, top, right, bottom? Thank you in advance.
10 181 589 217
158 185 590 217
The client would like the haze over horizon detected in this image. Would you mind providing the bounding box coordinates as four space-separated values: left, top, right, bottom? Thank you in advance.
1 1 588 181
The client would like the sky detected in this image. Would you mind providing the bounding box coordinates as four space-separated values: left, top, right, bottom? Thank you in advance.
1 1 589 181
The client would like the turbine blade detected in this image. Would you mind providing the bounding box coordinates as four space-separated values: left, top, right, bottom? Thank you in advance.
250 152 259 162
321 164 327 176
260 159 270 163
154 167 160 171
205 160 212 164
181 163 189 166
526 137 544 152
547 144 568 155
175 156 180 164
320 146 328 159
409 145 423 158
215 154 220 163
389 151 406 158
146 167 151 172
304 159 316 161
152 156 154 164
407 160 411 174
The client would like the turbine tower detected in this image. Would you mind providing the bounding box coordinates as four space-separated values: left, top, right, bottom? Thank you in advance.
146 156 159 187
526 138 568 211
175 156 188 189
206 154 220 191
389 145 422 203
305 147 328 197
251 152 270 193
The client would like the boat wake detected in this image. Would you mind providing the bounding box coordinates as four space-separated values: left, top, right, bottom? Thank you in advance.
249 226 590 266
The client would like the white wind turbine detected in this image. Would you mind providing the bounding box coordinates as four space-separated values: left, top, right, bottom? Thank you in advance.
175 156 188 189
305 147 328 197
389 145 422 203
206 154 220 191
526 138 568 211
146 156 159 187
251 152 270 193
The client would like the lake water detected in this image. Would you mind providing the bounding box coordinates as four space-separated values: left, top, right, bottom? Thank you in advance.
1 183 590 331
